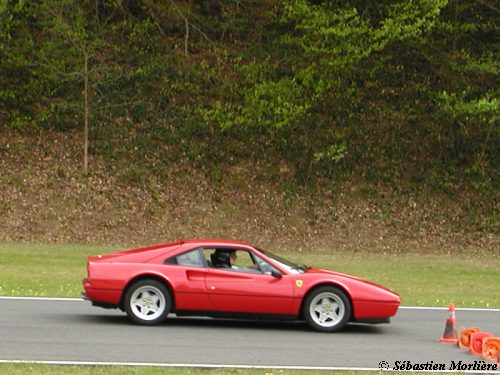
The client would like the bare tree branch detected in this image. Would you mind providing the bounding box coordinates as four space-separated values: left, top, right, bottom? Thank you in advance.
168 0 190 55
83 50 89 174
475 0 500 14
184 16 189 55
168 0 218 60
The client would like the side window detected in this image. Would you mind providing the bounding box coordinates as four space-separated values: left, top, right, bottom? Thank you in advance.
253 254 280 275
165 249 204 267
232 250 257 269
202 248 218 266
203 248 262 274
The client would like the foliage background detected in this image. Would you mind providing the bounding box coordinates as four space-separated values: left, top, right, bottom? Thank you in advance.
0 0 498 249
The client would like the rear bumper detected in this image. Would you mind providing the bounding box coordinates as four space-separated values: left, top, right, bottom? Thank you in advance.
81 291 119 309
82 278 121 308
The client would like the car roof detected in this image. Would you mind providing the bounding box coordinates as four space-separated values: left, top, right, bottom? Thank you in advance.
180 238 254 248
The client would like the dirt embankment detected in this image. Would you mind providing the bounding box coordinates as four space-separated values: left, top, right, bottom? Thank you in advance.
0 129 497 253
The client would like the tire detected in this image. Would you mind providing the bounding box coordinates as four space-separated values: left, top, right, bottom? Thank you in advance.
303 286 351 332
124 279 171 325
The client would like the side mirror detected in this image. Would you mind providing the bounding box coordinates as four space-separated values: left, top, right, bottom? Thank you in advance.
271 269 283 278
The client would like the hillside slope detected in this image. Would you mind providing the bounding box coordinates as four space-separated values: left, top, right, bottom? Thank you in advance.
0 129 497 254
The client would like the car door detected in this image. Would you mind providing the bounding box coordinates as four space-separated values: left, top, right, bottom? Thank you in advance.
204 249 294 315
162 248 212 311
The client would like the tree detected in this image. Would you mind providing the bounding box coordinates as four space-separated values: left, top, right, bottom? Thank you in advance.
37 0 102 173
0 0 39 129
200 0 450 177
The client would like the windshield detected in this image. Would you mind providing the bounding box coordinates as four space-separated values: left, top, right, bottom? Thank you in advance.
258 248 307 274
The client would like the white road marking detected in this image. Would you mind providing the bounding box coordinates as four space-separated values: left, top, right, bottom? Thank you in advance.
0 360 498 374
0 296 83 301
399 306 500 312
0 359 372 370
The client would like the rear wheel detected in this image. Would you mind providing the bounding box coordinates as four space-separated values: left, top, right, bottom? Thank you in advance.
124 279 171 325
303 286 351 332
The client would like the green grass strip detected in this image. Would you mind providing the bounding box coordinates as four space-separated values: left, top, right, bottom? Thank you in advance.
0 242 498 308
0 364 406 375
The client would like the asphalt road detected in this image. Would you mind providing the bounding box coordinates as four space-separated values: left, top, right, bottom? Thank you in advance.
0 297 499 371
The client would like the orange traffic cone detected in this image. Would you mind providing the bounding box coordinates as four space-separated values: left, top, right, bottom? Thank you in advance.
458 327 481 349
482 337 500 362
470 332 493 356
438 303 458 344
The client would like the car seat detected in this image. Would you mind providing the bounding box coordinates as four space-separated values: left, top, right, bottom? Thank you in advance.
210 251 231 268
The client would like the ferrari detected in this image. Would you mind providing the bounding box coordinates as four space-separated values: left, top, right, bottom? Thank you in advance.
82 239 400 332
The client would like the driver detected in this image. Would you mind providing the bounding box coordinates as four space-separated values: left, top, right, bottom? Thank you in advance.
211 249 237 268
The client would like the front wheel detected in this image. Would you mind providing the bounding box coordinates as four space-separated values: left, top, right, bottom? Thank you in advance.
303 286 351 332
124 279 171 325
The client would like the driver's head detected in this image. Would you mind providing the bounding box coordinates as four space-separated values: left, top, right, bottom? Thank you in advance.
213 249 235 267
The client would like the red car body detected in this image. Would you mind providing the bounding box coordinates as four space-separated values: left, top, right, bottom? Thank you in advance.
82 239 400 331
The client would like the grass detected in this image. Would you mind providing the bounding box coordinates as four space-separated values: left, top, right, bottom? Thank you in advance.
0 364 411 375
0 242 499 307
0 242 120 297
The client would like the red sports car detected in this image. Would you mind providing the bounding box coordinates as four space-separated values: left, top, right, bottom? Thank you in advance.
82 239 400 332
